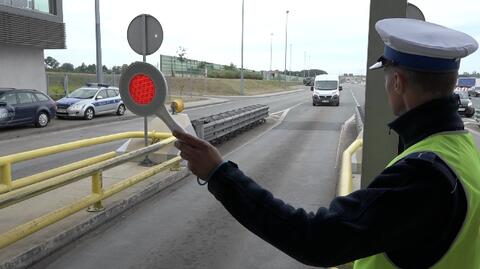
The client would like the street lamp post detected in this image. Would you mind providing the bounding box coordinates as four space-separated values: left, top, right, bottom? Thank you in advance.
284 10 289 89
289 43 292 76
270 33 273 72
95 0 103 84
240 0 245 95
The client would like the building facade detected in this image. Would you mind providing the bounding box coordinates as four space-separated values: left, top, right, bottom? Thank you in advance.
0 0 65 93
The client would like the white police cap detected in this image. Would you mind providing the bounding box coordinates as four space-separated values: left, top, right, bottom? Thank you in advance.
369 18 478 72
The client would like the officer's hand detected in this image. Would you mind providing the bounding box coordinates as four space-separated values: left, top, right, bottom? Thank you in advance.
173 129 223 181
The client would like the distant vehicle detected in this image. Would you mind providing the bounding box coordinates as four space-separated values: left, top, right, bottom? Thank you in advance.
454 90 475 117
455 77 480 97
303 77 314 86
0 88 57 128
311 74 342 106
56 83 125 120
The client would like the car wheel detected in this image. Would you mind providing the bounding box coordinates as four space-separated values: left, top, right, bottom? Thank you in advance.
116 104 126 116
35 111 49 128
84 107 95 120
312 102 316 106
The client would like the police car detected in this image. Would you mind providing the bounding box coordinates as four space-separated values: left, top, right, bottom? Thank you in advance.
56 83 125 120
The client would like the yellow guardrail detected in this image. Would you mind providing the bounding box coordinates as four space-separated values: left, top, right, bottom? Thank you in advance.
338 139 363 196
0 132 183 249
0 131 171 194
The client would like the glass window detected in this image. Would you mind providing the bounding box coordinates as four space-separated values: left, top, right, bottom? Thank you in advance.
97 90 107 99
0 93 18 105
35 93 49 101
107 89 118 98
34 0 49 13
17 92 36 104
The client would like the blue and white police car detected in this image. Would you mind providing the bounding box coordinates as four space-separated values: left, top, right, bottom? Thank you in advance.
56 83 125 120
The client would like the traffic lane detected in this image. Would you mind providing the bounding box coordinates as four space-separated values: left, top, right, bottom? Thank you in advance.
4 91 310 180
33 87 356 269
0 89 308 142
186 89 311 120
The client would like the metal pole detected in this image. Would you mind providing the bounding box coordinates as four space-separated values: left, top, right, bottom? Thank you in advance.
270 33 273 72
95 0 103 84
139 14 154 166
284 10 289 89
304 51 306 77
289 43 292 76
240 0 245 95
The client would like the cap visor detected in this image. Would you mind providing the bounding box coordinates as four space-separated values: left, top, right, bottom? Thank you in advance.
369 61 384 70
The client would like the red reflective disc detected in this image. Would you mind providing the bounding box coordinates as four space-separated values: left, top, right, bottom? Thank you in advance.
129 74 155 105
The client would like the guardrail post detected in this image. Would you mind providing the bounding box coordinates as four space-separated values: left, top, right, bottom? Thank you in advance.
0 164 12 190
87 171 105 212
170 159 181 171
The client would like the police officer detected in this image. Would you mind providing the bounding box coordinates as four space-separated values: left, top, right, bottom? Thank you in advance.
174 18 479 268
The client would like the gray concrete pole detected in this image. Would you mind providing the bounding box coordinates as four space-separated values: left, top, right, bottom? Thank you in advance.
284 10 289 89
95 0 103 84
270 33 273 72
240 0 245 95
361 0 407 188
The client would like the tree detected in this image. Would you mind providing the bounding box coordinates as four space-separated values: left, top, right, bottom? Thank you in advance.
176 46 187 77
60 63 74 72
86 64 96 74
44 56 60 70
75 63 88 73
225 63 237 71
102 65 111 74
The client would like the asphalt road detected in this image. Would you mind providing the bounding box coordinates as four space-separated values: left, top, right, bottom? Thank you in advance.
30 85 364 269
1 87 320 179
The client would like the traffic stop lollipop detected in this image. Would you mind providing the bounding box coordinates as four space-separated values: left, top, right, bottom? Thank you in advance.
119 61 185 133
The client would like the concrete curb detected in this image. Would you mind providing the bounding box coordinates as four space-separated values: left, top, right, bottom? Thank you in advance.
335 114 359 197
0 168 190 269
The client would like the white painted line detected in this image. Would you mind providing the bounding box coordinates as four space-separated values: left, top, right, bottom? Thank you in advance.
349 88 361 107
224 101 305 158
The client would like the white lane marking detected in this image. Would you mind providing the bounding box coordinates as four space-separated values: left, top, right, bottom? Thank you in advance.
184 101 233 111
349 88 361 107
223 101 305 158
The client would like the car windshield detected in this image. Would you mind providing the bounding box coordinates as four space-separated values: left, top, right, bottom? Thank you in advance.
315 80 338 90
69 88 98 99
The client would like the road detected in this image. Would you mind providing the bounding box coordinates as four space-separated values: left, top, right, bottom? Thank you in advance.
28 85 364 269
0 87 311 179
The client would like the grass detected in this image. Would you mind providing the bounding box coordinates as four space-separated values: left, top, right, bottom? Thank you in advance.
46 72 303 100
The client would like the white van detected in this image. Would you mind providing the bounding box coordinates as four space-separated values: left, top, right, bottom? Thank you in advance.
311 74 342 106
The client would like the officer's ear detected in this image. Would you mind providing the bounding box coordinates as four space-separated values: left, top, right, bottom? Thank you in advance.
392 70 407 96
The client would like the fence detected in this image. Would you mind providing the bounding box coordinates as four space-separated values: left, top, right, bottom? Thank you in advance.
46 72 121 100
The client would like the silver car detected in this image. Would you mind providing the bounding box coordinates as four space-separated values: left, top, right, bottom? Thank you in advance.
56 84 125 120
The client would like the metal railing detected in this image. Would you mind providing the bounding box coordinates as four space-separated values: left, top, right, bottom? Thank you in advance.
191 105 269 143
0 132 180 249
338 139 363 196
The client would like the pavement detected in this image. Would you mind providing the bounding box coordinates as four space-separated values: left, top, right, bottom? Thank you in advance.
0 89 310 268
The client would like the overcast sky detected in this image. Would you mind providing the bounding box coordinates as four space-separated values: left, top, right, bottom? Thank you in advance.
45 0 480 75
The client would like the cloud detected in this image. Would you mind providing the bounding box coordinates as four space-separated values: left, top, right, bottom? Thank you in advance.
46 0 479 74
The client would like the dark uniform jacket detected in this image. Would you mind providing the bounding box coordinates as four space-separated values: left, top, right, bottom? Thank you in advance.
207 96 467 268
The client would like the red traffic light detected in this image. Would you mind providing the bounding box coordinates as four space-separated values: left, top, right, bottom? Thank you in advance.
129 74 155 105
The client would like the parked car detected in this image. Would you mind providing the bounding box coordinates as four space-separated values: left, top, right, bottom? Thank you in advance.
0 88 56 128
56 83 125 120
454 90 475 117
